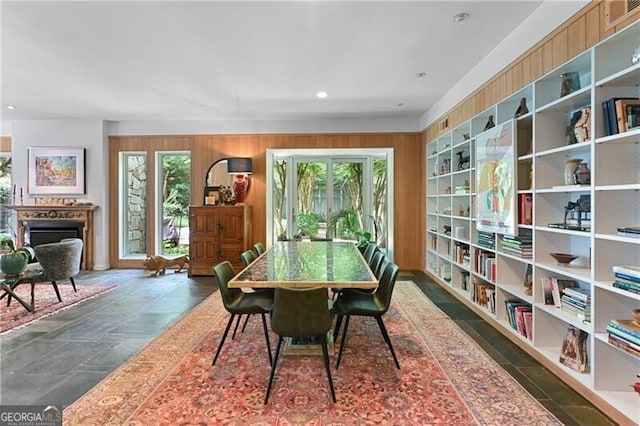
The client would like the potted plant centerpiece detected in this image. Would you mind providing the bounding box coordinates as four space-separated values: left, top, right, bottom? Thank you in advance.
0 238 35 277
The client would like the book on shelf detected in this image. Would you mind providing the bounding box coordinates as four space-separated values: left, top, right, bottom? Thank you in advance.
559 325 589 373
518 194 533 225
609 319 640 339
561 294 589 310
560 301 589 320
614 98 640 133
540 277 554 305
613 278 640 291
562 287 590 302
617 226 640 235
617 231 640 238
607 333 640 357
602 97 638 136
551 278 578 308
522 311 533 341
612 265 640 280
607 324 640 346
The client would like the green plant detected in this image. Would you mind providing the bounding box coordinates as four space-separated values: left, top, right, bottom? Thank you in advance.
327 208 362 240
296 212 319 237
354 231 373 250
1 239 35 261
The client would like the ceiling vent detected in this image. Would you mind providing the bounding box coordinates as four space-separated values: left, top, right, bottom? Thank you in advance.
605 0 640 30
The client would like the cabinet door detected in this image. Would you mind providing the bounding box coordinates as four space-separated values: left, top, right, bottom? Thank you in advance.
218 208 245 244
189 207 220 275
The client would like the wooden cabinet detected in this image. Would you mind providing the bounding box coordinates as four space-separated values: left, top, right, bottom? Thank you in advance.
188 205 252 276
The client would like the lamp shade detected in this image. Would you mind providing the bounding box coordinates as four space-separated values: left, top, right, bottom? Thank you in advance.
227 157 253 174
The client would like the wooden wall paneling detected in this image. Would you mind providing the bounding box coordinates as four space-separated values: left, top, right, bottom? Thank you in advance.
541 40 554 75
567 15 587 59
522 56 532 85
112 132 423 270
586 4 603 47
530 47 544 81
0 136 10 152
552 28 569 69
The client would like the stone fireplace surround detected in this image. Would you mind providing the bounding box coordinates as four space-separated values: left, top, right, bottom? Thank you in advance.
10 204 98 270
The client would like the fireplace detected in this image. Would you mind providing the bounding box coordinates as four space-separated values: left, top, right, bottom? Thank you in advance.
26 221 84 247
10 204 98 270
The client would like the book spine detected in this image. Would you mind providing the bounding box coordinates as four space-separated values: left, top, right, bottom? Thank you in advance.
562 288 590 302
613 281 640 294
608 335 640 357
607 325 640 346
614 272 640 284
612 266 640 280
609 321 640 339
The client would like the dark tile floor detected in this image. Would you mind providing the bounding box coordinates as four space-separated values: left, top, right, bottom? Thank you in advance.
0 269 616 425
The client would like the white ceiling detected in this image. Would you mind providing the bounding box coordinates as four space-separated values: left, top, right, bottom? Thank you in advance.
1 1 554 125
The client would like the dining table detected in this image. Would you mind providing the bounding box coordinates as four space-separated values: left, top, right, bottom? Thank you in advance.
228 240 377 289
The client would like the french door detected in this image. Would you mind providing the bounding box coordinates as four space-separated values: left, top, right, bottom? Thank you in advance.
268 148 393 258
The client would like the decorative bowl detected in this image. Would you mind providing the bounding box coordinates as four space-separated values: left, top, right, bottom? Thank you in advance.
549 252 578 265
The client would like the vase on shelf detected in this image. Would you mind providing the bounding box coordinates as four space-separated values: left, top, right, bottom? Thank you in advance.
564 159 583 185
560 71 580 97
574 162 591 185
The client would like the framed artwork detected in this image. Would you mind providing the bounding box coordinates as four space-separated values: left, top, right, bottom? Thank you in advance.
475 119 517 235
28 148 86 195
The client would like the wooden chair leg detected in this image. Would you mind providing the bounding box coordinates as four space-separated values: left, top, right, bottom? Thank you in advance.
212 314 235 365
375 316 400 369
264 336 283 404
260 313 273 366
320 335 336 403
336 315 351 368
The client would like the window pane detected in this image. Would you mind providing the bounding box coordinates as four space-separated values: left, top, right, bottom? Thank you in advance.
296 161 327 239
122 153 147 257
273 159 288 241
330 161 364 241
0 155 12 233
159 153 190 256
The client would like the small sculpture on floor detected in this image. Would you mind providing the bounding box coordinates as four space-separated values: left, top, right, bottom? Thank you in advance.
143 255 190 277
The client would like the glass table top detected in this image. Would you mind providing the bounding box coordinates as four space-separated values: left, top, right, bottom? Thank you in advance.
230 241 377 288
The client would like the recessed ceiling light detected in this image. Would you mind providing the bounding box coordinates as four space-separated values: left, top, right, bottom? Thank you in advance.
396 103 405 107
415 72 427 78
316 91 328 99
453 12 470 23
7 105 15 110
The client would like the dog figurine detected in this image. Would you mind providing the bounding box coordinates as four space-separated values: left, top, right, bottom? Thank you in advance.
143 255 190 277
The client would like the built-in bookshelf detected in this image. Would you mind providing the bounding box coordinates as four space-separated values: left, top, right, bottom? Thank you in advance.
425 19 640 424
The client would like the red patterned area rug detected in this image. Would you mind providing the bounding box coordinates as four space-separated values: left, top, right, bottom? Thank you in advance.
63 282 561 425
0 283 116 333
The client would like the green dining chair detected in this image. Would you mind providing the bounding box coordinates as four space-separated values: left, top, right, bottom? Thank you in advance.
362 243 378 264
264 286 336 404
332 262 401 369
254 242 266 256
239 249 274 334
211 261 273 366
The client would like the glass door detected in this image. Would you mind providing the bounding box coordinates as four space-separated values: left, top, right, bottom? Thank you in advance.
269 149 392 258
156 152 190 256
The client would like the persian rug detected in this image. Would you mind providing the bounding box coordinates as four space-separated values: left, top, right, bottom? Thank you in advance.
0 283 116 333
63 282 561 425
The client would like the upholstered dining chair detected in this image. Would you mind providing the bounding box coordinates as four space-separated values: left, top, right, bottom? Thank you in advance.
332 262 401 369
211 261 273 366
254 242 266 256
264 286 336 404
362 243 378 264
33 238 83 301
241 249 257 266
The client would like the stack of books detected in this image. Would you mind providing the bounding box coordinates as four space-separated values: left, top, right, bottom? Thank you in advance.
606 319 640 358
473 278 496 314
617 226 640 238
500 231 532 258
560 287 591 321
505 300 533 341
475 250 496 282
476 231 495 250
612 265 640 295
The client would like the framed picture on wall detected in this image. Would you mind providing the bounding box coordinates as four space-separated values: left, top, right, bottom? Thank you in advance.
475 119 517 235
27 147 86 195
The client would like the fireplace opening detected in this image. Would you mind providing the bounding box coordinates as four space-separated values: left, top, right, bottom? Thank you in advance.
25 221 84 263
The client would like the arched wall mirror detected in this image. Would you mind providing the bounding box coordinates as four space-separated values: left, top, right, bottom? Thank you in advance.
203 157 252 205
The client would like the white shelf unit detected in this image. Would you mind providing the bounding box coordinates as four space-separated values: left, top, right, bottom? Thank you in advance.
425 19 640 425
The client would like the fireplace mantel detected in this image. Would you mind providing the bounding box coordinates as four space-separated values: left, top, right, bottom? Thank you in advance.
10 204 98 270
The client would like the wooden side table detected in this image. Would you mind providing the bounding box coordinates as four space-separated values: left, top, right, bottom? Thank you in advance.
0 270 45 312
